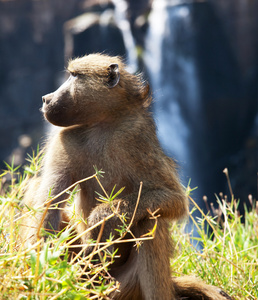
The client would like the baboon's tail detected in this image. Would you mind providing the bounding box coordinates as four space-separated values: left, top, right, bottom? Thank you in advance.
173 276 233 300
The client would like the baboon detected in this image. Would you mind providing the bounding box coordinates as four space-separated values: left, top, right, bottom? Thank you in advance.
22 53 233 300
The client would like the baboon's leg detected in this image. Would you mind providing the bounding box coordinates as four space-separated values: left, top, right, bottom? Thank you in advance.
110 218 175 300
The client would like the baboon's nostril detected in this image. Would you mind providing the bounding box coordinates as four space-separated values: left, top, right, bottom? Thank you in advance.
42 94 52 105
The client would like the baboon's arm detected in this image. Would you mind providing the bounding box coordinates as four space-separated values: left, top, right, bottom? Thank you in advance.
87 187 187 241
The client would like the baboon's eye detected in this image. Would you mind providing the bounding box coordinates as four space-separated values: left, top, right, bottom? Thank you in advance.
70 71 77 77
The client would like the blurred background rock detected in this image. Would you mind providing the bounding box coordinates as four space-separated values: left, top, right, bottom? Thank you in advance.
1 0 257 216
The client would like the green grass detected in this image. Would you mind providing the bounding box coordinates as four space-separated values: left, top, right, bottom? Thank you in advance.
171 193 258 299
0 154 257 299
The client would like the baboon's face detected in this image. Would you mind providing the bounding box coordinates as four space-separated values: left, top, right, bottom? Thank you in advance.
42 74 78 127
42 54 121 127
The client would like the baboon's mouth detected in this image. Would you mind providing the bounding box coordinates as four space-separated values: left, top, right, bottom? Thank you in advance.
41 104 47 113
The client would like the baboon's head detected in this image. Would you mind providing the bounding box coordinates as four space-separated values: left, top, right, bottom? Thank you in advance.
42 54 150 127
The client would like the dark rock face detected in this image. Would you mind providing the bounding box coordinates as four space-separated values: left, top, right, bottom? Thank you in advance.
64 7 126 60
0 0 83 167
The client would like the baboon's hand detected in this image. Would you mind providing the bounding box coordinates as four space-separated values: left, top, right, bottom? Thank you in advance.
87 204 121 242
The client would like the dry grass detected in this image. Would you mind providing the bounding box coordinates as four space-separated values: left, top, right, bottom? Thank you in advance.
0 154 257 299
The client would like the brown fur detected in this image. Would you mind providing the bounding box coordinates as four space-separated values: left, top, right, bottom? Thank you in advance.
22 53 233 300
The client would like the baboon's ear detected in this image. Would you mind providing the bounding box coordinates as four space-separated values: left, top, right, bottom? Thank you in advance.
107 63 120 88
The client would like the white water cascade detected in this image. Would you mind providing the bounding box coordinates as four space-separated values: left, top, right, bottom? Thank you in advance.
144 0 209 243
144 0 200 184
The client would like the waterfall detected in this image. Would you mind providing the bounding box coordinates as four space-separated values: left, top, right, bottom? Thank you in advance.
144 0 200 184
144 0 252 219
144 0 223 244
